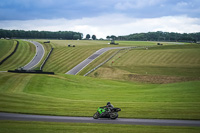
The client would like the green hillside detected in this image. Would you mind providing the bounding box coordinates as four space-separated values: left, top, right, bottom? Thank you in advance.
0 39 159 73
40 40 107 73
37 40 159 48
0 72 199 120
0 40 199 120
78 49 118 75
0 40 35 71
39 40 159 73
0 39 15 62
43 46 102 73
88 44 200 83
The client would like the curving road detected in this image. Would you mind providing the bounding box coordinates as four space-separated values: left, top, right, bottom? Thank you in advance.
22 40 45 70
0 112 200 127
66 47 128 75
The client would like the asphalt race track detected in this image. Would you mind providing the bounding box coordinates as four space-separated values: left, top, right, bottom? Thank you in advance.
0 112 199 127
0 112 200 127
22 40 45 70
66 47 127 75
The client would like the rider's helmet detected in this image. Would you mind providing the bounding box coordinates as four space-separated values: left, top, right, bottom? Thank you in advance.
107 102 111 105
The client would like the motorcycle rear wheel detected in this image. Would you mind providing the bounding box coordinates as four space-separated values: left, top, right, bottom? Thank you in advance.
110 112 118 119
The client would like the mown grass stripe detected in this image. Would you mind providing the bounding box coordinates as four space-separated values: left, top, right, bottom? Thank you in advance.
0 40 35 71
44 48 76 63
0 40 18 65
98 44 200 77
0 40 15 61
43 46 101 73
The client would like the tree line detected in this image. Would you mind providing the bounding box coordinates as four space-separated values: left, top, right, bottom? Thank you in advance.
1 29 199 42
107 31 200 42
0 29 83 40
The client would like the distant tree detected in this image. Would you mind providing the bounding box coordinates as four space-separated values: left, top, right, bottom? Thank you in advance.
79 33 83 40
86 34 90 39
92 35 96 40
106 36 110 39
110 35 116 40
73 34 80 40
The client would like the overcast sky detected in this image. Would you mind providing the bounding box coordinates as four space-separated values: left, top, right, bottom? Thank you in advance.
0 0 200 38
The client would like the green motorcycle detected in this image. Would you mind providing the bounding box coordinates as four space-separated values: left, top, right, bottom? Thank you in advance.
93 107 121 119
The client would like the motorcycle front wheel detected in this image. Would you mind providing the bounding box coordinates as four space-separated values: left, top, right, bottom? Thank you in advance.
93 112 99 119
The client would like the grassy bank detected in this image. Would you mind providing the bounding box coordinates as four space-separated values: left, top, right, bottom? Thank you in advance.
88 44 200 83
0 39 15 62
0 40 35 71
0 40 199 132
0 72 199 119
36 40 159 48
0 121 199 133
78 49 118 75
37 40 158 73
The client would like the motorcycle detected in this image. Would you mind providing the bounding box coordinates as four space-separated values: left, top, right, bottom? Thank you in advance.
93 106 121 119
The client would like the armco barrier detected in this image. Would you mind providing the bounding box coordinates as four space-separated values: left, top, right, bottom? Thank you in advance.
0 41 19 65
8 70 54 75
40 48 54 70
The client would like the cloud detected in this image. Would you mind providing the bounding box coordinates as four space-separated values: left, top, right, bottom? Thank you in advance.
114 0 164 10
177 1 188 7
0 14 199 39
0 0 200 20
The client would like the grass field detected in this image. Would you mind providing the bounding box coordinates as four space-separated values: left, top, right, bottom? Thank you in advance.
35 40 161 73
39 40 107 73
0 40 35 71
0 72 199 120
36 40 160 48
0 121 199 133
42 46 103 73
88 44 200 83
32 40 187 74
0 40 200 132
0 40 15 62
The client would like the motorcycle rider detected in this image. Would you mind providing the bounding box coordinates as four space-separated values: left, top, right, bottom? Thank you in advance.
103 102 114 116
100 102 114 117
106 102 114 110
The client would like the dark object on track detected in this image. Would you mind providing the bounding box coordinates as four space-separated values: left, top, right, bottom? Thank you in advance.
44 41 50 43
110 40 119 45
157 43 163 45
